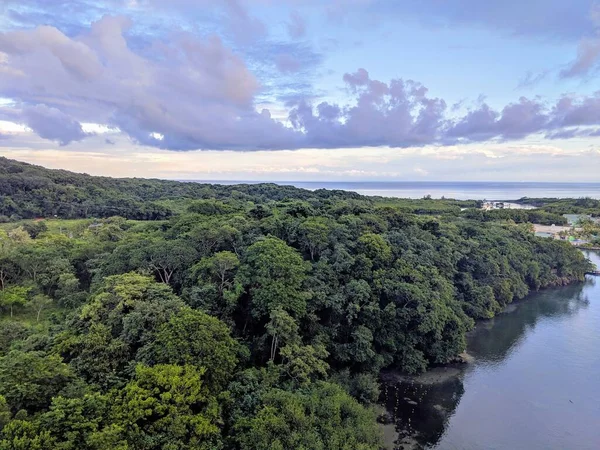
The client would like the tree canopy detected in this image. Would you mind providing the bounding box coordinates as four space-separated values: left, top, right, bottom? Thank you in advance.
0 157 594 449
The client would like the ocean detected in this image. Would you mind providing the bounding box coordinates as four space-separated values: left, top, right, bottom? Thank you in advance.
193 181 600 201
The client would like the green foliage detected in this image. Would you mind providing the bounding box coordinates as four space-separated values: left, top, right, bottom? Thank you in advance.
108 364 223 450
0 396 10 431
0 286 30 317
0 157 595 449
279 343 329 386
28 294 53 322
54 273 185 387
232 381 382 450
139 308 238 394
463 208 568 225
0 322 29 356
0 350 74 413
240 237 310 320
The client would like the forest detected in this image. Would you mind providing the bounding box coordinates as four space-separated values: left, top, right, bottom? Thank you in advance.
0 158 594 449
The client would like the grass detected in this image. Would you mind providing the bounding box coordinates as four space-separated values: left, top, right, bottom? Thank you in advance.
0 305 66 331
0 218 160 238
0 218 92 233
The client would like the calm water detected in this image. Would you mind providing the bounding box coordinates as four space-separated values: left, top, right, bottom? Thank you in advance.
194 181 600 200
381 251 600 450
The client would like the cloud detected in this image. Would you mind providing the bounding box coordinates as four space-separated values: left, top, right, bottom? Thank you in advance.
21 105 89 145
517 69 551 89
288 70 600 148
0 16 298 150
2 16 600 151
371 0 594 41
289 68 447 148
275 54 302 73
287 11 306 39
446 93 600 142
222 0 267 43
561 37 600 78
447 98 548 142
561 3 600 78
549 94 600 127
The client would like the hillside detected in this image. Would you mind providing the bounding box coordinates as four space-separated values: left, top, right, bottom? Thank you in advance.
0 157 362 221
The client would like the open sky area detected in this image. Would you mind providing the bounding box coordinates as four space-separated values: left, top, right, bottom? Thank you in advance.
1 0 600 181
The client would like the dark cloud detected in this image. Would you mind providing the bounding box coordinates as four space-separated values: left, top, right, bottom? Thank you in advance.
447 92 600 143
22 105 89 145
549 94 600 127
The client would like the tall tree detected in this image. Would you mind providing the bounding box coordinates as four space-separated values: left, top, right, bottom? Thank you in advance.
240 237 311 320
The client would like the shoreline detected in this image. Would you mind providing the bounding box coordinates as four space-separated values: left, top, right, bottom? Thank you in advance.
376 268 595 450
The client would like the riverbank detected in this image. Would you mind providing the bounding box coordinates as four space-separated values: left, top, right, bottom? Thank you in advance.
379 253 600 450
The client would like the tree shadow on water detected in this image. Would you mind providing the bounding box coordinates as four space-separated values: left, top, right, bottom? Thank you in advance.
379 374 465 449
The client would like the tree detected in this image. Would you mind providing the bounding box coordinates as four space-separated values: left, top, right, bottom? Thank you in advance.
298 218 330 260
22 221 48 239
240 237 310 320
0 232 19 291
279 343 329 386
0 286 30 317
7 227 31 244
265 308 299 362
28 294 53 322
139 308 238 394
0 350 74 413
196 251 240 297
0 395 10 431
24 393 118 450
0 322 29 356
54 273 185 387
0 420 56 450
233 382 382 450
138 239 198 285
108 364 223 450
357 232 392 267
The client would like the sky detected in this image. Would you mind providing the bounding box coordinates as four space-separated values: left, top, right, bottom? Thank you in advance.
1 0 600 181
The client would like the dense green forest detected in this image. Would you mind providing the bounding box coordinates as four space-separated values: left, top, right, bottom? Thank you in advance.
0 158 593 449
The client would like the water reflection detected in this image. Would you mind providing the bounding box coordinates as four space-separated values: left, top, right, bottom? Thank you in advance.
380 260 598 450
380 375 464 448
468 281 591 366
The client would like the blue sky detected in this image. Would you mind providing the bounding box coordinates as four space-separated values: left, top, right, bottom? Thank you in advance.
0 0 600 181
